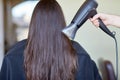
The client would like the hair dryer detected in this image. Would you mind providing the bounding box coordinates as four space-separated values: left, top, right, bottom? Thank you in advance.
62 0 115 40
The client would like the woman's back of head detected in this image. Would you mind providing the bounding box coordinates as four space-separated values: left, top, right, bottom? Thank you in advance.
24 0 77 80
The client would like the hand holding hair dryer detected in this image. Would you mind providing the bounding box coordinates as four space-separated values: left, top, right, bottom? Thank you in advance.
62 0 115 40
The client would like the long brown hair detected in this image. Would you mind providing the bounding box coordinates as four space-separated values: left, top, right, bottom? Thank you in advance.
24 0 77 80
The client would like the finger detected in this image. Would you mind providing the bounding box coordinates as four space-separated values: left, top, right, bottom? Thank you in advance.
92 14 101 21
92 20 100 27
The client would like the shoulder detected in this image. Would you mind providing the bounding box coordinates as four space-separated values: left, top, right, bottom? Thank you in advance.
1 39 27 74
71 40 91 59
71 40 92 64
0 39 27 80
72 41 102 80
5 39 27 58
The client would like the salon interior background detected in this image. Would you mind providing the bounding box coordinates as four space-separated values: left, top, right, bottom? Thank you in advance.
0 0 120 79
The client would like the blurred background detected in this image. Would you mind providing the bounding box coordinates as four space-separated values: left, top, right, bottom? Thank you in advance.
0 0 120 80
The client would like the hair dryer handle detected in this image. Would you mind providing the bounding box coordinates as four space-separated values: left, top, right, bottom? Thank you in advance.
98 18 115 38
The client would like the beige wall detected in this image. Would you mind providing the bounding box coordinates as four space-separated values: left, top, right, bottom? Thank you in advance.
58 0 120 78
0 0 4 69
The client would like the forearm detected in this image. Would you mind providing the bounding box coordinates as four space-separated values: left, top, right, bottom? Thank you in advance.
109 15 120 28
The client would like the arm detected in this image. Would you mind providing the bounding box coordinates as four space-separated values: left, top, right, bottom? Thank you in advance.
91 60 102 80
75 54 102 80
0 57 11 80
90 13 120 28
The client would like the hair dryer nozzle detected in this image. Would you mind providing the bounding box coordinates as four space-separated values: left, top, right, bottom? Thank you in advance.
62 0 98 40
62 24 78 40
62 0 115 40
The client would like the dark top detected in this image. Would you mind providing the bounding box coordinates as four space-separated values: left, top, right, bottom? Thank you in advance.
0 39 102 80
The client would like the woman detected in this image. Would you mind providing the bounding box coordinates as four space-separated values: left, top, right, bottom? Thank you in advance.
0 0 101 80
